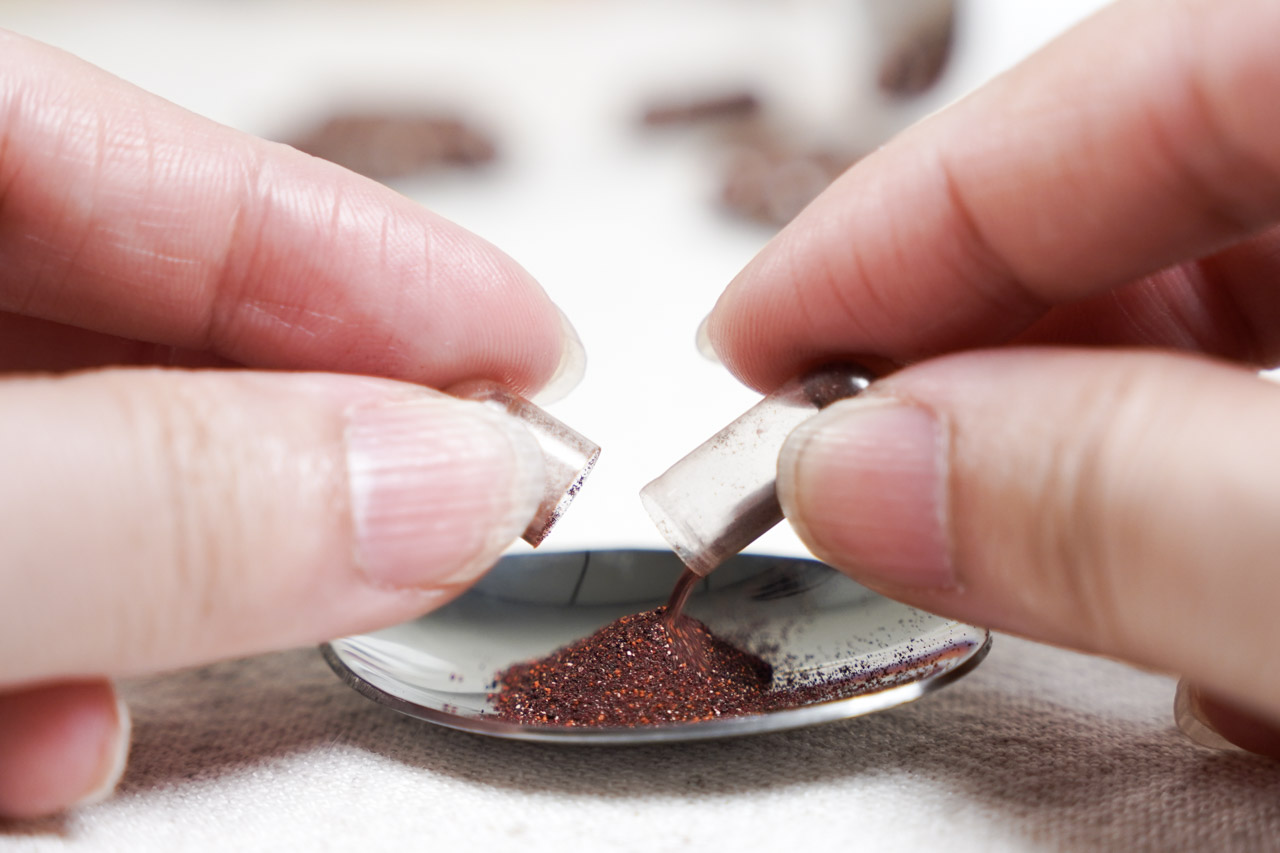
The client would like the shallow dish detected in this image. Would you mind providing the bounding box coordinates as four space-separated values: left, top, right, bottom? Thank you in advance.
323 549 990 744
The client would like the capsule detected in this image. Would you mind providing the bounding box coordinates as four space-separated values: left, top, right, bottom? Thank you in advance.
640 363 874 576
451 379 600 547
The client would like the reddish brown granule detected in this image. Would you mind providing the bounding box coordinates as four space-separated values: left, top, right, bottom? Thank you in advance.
640 91 761 127
490 608 772 727
287 112 496 180
490 605 978 728
876 4 955 96
719 141 862 227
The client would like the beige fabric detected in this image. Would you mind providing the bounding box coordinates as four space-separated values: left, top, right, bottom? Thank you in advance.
6 635 1278 852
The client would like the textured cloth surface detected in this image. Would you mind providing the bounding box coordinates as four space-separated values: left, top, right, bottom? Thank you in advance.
3 635 1278 852
3 3 1274 850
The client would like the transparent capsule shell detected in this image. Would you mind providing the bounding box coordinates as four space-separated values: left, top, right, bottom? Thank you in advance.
451 379 600 547
640 363 874 575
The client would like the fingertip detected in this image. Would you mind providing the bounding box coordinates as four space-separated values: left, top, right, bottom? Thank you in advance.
704 271 791 393
0 681 129 820
1176 680 1280 761
0 371 593 683
778 396 955 590
74 693 130 808
530 306 586 405
694 314 720 364
344 393 546 590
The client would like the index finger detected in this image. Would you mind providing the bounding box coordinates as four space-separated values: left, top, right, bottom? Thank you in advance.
0 30 569 396
708 0 1280 391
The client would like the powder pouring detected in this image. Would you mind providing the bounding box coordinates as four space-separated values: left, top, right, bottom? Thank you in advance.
324 549 990 744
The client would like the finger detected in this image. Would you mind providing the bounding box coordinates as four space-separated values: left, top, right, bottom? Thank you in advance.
0 31 576 397
709 0 1280 391
1014 225 1280 356
1176 680 1280 760
0 369 546 686
0 680 128 820
776 348 1280 721
0 312 234 372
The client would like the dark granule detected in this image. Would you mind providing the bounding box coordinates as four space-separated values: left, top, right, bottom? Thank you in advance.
287 112 496 180
763 641 974 711
640 91 761 127
876 3 955 97
490 607 772 727
718 140 862 227
490 574 977 728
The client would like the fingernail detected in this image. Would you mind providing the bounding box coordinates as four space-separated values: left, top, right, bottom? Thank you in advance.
778 397 954 588
75 693 130 808
1174 679 1241 752
1174 680 1280 758
694 314 720 363
531 306 586 405
450 379 600 546
345 394 545 589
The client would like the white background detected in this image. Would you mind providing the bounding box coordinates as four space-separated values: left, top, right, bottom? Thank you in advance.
12 5 1278 853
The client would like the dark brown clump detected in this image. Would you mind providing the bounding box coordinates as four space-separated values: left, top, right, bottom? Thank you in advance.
491 608 772 727
719 140 861 227
876 3 955 97
640 91 761 127
287 112 496 180
490 601 978 728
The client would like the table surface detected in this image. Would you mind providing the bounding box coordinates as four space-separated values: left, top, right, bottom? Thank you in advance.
3 1 1279 850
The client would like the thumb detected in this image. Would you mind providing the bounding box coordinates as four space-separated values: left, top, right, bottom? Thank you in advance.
777 348 1280 722
0 369 545 686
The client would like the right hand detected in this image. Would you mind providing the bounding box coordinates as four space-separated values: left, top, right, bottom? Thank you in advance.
707 0 1280 757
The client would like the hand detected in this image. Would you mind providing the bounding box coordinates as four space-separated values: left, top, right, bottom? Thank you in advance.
707 0 1280 757
0 31 583 818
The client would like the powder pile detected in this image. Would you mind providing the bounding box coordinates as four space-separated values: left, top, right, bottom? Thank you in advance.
490 564 974 729
490 608 772 727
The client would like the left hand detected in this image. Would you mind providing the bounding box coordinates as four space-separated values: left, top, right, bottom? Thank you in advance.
0 30 582 819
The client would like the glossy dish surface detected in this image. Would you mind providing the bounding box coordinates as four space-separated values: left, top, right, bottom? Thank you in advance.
323 549 990 744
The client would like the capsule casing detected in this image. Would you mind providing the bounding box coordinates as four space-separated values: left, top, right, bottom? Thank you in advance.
452 379 600 547
640 364 874 575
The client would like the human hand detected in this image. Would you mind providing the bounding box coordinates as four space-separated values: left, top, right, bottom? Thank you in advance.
707 0 1280 756
0 31 583 819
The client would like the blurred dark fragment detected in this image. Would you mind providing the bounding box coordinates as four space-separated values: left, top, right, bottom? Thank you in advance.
288 112 497 180
640 91 761 127
876 1 956 96
719 136 862 227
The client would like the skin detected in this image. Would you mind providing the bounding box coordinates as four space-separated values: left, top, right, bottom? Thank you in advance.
5 0 1278 818
709 0 1280 755
0 30 578 818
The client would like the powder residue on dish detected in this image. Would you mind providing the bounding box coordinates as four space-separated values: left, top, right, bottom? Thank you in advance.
489 604 977 728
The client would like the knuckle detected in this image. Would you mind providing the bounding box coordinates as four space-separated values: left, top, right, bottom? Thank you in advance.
1018 370 1150 654
110 374 248 662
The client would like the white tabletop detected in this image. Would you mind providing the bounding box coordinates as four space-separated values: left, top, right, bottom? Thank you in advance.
4 1 1278 850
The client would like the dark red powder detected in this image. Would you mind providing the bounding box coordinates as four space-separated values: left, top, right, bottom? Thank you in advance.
490 607 772 727
490 569 976 728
